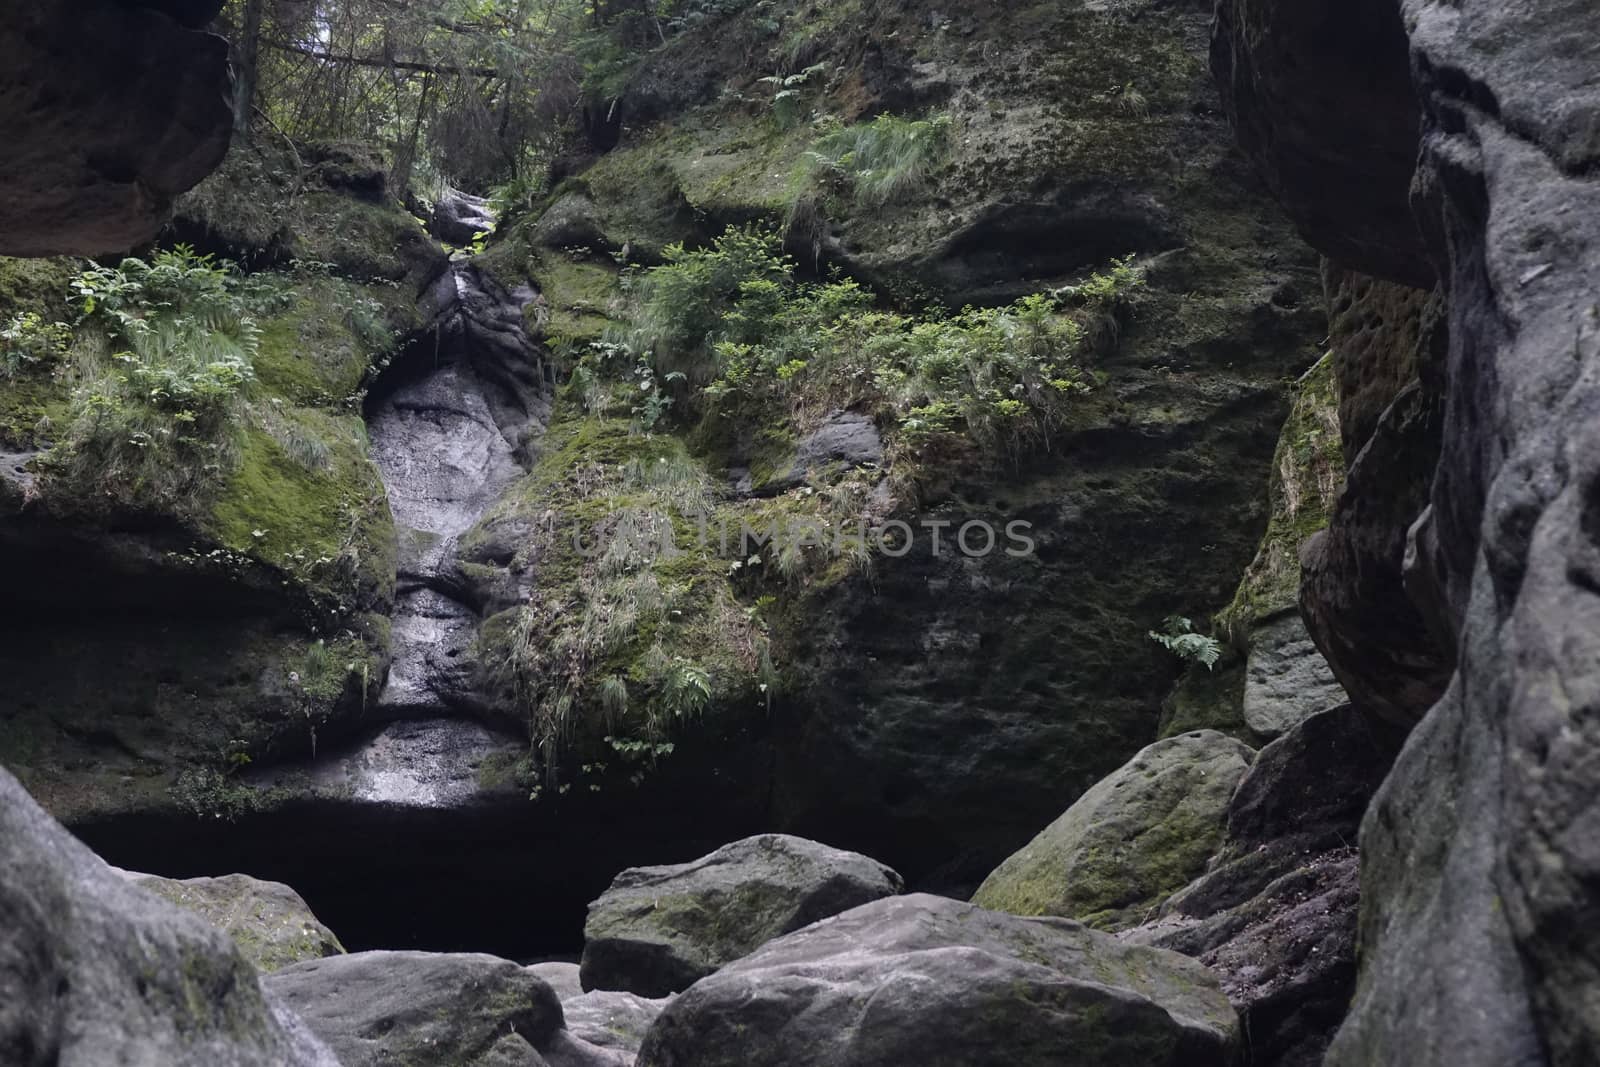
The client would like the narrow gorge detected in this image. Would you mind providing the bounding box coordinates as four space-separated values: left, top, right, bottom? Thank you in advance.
3 0 1599 1064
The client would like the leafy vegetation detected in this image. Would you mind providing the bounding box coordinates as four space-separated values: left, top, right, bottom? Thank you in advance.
613 225 1141 455
43 248 260 514
1148 616 1223 671
805 113 952 205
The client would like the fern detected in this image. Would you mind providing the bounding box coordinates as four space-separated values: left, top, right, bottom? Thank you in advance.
1148 616 1223 670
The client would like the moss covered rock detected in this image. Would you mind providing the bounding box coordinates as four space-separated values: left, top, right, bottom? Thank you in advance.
581 833 903 998
971 730 1254 930
120 870 346 973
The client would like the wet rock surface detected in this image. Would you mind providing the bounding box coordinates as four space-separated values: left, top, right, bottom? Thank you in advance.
636 893 1240 1067
369 262 549 716
581 833 904 998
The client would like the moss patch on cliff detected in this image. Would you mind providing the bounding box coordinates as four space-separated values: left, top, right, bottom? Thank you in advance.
1215 353 1343 644
470 406 776 788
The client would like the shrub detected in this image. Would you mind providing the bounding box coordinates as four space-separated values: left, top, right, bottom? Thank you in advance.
0 313 71 378
627 225 792 383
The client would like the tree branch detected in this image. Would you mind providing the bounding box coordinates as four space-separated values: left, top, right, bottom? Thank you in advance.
265 40 500 78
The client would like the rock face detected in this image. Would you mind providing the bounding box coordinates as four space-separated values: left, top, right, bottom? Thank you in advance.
1131 706 1406 1067
431 189 497 246
563 990 670 1060
1299 269 1453 726
489 0 1329 896
581 834 904 998
0 766 337 1067
1326 1 1600 1061
0 1 232 255
971 731 1254 929
118 870 345 974
369 262 549 715
1210 0 1430 288
265 951 566 1066
1241 612 1347 738
636 893 1240 1067
1217 0 1600 1059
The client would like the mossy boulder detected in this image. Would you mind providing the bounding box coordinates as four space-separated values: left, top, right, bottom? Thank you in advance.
581 833 904 998
971 730 1254 930
119 870 345 973
636 893 1239 1067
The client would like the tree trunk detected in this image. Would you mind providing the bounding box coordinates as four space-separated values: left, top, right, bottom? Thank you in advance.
232 0 266 140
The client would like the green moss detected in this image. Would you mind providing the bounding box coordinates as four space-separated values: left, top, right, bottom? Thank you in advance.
1215 354 1343 644
207 414 395 615
250 272 415 406
530 251 621 347
0 256 78 321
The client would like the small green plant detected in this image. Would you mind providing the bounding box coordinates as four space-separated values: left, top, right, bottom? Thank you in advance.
661 658 712 720
758 62 828 126
46 245 259 513
1148 616 1223 670
806 113 952 205
0 312 71 378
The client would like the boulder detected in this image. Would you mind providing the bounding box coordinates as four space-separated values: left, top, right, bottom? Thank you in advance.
972 731 1254 929
118 870 344 973
531 192 608 251
753 411 885 495
264 951 565 1066
581 833 903 998
1241 612 1347 738
1128 706 1406 1066
0 765 337 1066
1133 851 1360 1067
527 962 585 1002
0 1 231 255
636 893 1240 1067
564 990 671 1059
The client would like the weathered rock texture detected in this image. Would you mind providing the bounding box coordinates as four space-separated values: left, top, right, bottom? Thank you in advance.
1216 0 1600 1060
118 870 345 974
972 730 1254 929
636 893 1240 1067
483 0 1330 895
0 1 232 256
0 766 337 1067
1131 706 1406 1067
1300 268 1454 725
581 834 903 998
1328 1 1600 1061
265 951 567 1066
